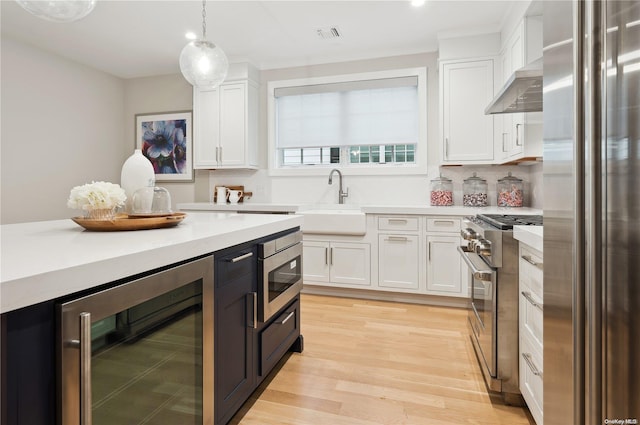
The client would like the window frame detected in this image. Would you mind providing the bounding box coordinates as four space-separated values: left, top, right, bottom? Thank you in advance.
267 67 428 176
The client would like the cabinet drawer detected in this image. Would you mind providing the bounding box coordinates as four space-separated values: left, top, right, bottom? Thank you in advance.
426 217 460 233
216 247 256 288
260 299 300 377
378 216 419 231
519 245 543 298
520 333 544 425
519 286 543 350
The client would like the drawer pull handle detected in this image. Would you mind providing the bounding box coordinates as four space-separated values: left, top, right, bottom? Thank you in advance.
388 219 408 223
387 236 408 242
433 220 455 225
229 252 254 263
522 352 543 379
276 311 295 325
521 291 544 311
521 255 543 268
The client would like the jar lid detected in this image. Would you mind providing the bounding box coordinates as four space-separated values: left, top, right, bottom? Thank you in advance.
498 171 522 183
431 174 452 183
464 172 486 183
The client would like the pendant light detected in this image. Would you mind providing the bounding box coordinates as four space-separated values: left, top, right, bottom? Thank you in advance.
179 0 228 89
15 0 96 23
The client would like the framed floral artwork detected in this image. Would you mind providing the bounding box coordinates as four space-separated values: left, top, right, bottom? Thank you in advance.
135 111 193 182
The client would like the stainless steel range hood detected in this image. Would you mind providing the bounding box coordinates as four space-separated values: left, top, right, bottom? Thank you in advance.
485 58 542 114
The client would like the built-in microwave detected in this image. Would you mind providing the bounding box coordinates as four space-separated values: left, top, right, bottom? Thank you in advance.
258 230 303 323
57 255 213 425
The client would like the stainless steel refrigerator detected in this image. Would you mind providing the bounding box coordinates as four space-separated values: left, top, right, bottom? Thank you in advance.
544 1 640 424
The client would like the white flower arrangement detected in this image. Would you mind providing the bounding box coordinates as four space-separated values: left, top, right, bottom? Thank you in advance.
67 181 126 211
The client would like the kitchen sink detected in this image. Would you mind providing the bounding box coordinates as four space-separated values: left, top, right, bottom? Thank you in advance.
296 206 366 235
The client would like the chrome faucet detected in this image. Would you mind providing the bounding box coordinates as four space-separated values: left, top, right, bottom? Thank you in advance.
328 169 349 204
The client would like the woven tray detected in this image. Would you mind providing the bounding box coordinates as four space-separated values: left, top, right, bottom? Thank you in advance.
71 213 186 231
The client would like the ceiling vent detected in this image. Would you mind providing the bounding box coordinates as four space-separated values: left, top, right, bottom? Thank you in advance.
316 26 342 40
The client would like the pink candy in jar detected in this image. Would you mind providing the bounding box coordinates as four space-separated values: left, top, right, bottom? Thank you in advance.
497 172 524 207
430 175 454 206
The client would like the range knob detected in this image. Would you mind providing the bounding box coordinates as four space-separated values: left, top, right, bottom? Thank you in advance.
468 238 479 251
475 239 492 257
461 228 478 241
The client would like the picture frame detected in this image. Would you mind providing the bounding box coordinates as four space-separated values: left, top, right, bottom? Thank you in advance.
135 111 193 182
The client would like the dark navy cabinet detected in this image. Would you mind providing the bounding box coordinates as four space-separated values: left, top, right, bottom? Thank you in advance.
213 237 303 425
1 301 56 425
214 242 258 425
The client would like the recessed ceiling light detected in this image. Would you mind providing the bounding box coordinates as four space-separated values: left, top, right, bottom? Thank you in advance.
185 31 197 40
411 0 426 6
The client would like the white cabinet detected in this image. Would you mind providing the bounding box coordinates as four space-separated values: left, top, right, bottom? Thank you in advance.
302 240 330 283
378 234 420 291
377 216 420 292
425 217 465 297
426 235 462 295
518 243 544 425
497 16 543 163
440 59 496 164
303 240 371 287
193 80 258 169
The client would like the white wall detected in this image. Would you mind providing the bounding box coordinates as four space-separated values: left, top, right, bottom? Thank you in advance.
207 53 544 208
123 75 209 209
0 39 542 223
1 37 126 224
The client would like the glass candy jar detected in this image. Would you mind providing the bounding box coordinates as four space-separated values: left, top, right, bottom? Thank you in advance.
463 173 488 207
497 172 524 207
430 175 453 206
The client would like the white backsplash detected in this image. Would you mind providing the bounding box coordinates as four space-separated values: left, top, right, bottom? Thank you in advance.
207 164 544 209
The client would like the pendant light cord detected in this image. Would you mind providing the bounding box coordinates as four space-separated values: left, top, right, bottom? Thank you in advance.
202 0 207 39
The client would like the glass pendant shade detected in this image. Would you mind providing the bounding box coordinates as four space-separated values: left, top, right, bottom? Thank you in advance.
15 0 96 22
179 39 229 89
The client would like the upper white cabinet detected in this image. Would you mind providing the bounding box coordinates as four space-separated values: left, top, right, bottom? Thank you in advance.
193 79 259 169
439 59 496 164
497 16 543 163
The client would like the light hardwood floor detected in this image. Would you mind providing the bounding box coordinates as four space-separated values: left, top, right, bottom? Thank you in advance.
230 294 534 425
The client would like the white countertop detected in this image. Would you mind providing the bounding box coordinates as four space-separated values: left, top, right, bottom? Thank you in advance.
179 202 300 213
513 225 543 252
0 212 303 313
179 202 542 217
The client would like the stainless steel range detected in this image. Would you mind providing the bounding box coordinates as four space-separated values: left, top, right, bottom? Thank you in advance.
458 214 542 405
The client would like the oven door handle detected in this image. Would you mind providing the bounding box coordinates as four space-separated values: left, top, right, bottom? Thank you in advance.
457 246 494 282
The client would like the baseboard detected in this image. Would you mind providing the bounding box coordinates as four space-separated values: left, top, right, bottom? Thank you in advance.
301 285 470 309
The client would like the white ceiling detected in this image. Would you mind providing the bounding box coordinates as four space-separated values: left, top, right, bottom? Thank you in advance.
1 0 516 79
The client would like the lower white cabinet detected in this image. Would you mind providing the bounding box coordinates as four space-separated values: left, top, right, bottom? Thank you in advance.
303 215 466 300
303 240 371 287
378 234 420 291
302 240 331 283
425 235 462 295
519 243 544 425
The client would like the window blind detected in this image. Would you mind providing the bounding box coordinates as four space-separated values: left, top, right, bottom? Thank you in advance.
275 76 419 149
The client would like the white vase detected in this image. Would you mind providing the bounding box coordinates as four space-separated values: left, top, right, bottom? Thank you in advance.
121 149 155 213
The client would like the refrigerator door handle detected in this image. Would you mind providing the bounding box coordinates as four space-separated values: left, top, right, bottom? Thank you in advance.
572 1 587 423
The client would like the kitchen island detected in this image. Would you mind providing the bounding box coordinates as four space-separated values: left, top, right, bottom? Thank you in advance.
1 211 304 425
1 211 303 313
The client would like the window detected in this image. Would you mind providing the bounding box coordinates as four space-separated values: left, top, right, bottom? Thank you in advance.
268 68 427 175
